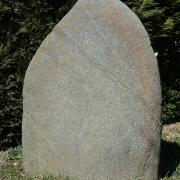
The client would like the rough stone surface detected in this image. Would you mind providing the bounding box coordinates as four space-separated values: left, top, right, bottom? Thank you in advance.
22 0 162 179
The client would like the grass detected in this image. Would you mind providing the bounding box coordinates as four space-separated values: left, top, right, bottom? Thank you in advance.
159 123 180 180
0 123 179 180
0 146 62 180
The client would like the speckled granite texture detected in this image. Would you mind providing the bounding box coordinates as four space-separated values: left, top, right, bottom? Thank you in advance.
23 0 161 179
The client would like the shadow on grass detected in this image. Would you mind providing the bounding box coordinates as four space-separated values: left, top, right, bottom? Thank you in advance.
162 119 180 126
159 139 180 178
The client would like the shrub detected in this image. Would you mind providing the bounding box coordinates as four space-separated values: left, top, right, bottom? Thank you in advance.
0 0 179 149
0 0 77 149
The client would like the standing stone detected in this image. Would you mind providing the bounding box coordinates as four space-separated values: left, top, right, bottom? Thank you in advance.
22 0 162 179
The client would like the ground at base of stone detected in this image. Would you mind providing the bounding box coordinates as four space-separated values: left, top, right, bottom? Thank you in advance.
0 123 179 180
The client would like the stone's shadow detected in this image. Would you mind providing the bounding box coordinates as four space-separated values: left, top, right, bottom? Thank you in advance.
159 139 180 178
162 118 180 126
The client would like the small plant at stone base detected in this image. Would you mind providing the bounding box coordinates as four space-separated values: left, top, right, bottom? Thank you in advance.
7 145 22 161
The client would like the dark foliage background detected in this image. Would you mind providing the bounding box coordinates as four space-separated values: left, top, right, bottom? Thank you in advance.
0 0 179 149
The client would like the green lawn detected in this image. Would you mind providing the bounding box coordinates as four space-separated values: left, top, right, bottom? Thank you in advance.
0 123 179 180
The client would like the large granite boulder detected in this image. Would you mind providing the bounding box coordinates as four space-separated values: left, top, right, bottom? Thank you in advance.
22 0 162 179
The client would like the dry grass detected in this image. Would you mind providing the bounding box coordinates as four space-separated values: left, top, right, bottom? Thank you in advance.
0 151 8 167
162 122 180 142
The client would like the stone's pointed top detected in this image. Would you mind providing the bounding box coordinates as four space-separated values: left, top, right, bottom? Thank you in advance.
23 0 161 179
